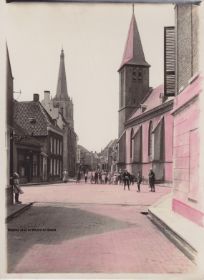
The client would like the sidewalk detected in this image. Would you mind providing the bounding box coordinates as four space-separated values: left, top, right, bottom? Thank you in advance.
148 192 204 266
6 202 34 223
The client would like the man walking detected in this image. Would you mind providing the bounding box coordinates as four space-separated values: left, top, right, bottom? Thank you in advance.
136 171 142 192
123 170 130 191
148 169 155 192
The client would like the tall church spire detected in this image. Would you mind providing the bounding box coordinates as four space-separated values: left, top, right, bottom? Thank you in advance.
119 12 150 71
54 49 69 101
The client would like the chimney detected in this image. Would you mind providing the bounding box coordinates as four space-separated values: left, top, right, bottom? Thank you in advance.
44 90 50 102
33 93 39 102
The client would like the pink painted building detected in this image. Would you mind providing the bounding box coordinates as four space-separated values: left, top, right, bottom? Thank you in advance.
124 85 174 183
170 4 204 227
118 12 174 183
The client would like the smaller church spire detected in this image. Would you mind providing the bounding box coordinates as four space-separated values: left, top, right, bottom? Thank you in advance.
132 3 134 15
54 49 69 101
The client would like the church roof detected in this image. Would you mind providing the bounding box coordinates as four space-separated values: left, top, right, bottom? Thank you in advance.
54 49 69 101
128 84 167 121
118 14 150 71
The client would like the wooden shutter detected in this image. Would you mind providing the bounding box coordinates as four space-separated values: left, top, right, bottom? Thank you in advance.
164 26 175 97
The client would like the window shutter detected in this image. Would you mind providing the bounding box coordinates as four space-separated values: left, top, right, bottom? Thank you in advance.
164 26 175 96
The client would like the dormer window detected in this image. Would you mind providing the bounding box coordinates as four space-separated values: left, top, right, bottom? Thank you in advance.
29 117 36 124
140 104 147 112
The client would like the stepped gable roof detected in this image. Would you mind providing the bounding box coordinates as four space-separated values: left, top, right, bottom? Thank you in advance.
53 49 69 101
14 100 62 136
128 84 165 121
118 14 150 71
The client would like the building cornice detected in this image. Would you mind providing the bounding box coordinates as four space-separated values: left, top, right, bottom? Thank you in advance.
125 100 174 128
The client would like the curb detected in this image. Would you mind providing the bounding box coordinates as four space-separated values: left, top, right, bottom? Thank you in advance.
148 208 197 263
6 202 34 223
21 180 76 187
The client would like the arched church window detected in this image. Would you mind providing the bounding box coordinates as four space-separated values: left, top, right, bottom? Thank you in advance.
148 121 153 158
138 69 142 80
130 128 134 159
132 67 137 81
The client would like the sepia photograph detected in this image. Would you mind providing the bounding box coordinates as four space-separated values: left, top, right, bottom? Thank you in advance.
1 0 204 278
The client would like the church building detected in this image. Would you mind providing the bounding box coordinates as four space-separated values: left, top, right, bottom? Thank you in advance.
118 11 174 183
41 49 77 177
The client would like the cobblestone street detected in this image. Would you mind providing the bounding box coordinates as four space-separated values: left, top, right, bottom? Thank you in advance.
7 183 196 273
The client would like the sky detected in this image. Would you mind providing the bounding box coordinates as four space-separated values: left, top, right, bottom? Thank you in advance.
5 3 174 152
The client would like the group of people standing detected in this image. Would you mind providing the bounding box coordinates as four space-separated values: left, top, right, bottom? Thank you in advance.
122 169 155 192
75 168 156 192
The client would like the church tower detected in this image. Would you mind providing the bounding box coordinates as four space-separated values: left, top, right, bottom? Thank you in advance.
118 11 150 136
53 49 74 128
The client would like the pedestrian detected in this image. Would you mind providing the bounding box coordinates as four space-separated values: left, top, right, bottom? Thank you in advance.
84 172 88 183
136 171 142 192
13 172 23 204
105 173 108 184
123 170 130 191
148 169 155 192
95 171 98 184
62 170 68 183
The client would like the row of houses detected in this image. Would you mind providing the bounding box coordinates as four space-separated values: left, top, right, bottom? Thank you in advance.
6 48 77 203
76 145 99 173
117 2 203 228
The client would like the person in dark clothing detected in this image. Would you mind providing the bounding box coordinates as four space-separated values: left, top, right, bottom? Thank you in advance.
123 170 130 191
13 172 23 204
148 169 155 192
136 171 142 192
84 173 88 183
95 171 98 184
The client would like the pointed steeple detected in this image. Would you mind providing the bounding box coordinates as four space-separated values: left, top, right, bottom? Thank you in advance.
119 12 150 71
54 49 69 101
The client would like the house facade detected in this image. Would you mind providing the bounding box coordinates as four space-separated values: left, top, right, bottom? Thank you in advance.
14 94 63 183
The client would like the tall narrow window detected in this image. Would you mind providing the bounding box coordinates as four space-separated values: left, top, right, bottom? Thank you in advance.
50 137 53 153
148 121 153 158
130 129 134 159
138 69 142 80
120 70 124 107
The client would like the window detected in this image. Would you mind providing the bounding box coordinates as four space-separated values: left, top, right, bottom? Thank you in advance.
61 141 63 155
32 154 38 177
148 121 153 158
132 68 137 81
50 159 52 175
130 129 134 159
50 137 53 153
54 138 56 154
138 69 142 80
